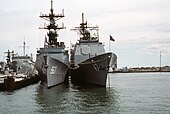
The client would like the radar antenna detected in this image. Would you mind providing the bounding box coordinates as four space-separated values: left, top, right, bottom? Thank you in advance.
71 13 99 42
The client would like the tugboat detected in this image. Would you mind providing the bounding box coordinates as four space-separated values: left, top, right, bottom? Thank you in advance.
70 13 115 87
35 0 69 88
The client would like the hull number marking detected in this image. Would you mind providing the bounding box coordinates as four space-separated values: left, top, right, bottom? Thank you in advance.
50 66 57 74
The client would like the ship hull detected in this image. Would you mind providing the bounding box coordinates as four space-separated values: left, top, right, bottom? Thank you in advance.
35 54 69 88
71 53 112 87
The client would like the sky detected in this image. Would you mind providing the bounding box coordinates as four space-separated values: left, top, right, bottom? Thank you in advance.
0 0 170 68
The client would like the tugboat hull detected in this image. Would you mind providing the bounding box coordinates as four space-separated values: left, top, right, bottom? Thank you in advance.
71 53 112 87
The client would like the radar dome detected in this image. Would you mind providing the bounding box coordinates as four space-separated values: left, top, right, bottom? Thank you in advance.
49 29 55 34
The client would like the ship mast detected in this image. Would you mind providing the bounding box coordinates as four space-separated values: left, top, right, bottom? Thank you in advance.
4 50 14 66
19 39 29 56
23 41 26 56
39 0 65 46
71 13 99 42
80 13 87 37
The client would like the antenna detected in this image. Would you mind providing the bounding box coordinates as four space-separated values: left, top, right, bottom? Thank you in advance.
19 38 29 56
50 0 53 14
82 13 84 24
23 40 26 56
81 13 86 36
51 0 53 9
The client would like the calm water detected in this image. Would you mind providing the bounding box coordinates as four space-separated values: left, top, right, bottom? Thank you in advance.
0 72 170 114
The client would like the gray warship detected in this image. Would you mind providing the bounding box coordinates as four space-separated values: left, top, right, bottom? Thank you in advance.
4 42 36 76
70 13 116 87
35 0 69 88
0 48 39 91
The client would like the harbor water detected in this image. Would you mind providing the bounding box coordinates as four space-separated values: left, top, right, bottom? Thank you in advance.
0 72 170 114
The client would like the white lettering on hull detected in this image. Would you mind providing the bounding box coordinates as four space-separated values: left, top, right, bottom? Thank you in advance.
50 66 57 74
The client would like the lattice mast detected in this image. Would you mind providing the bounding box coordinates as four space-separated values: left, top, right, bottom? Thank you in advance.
71 13 99 41
40 0 65 46
4 50 14 66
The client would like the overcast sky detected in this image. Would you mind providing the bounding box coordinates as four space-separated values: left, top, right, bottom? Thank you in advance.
0 0 170 67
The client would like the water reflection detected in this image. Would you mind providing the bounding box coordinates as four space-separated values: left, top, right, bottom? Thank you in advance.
1 73 170 114
35 84 69 113
35 83 119 114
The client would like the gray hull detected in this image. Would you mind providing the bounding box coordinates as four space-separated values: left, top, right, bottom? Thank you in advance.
35 54 69 88
35 0 69 88
11 56 36 76
12 61 34 75
71 52 112 87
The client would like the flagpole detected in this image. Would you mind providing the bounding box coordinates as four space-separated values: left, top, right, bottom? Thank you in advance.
109 35 111 52
109 40 110 52
108 35 111 89
108 34 115 89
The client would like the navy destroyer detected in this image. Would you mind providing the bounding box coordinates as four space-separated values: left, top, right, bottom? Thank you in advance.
70 13 116 87
35 0 69 88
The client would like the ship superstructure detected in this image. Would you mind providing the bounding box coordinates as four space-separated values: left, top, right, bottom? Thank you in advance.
35 0 69 88
3 48 35 76
70 13 116 86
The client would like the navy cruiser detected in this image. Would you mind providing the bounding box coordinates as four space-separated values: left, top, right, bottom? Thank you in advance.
35 0 69 88
70 13 116 87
